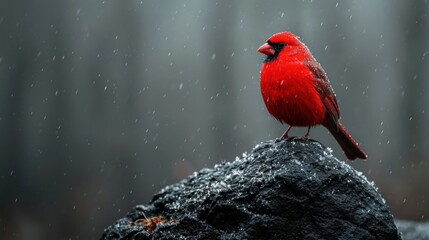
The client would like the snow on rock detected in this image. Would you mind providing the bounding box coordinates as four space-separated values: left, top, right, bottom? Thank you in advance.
101 138 400 240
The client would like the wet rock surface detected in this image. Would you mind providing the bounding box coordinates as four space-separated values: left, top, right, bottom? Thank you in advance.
101 138 401 240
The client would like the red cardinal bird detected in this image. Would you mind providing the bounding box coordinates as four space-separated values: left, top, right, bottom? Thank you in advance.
258 32 367 160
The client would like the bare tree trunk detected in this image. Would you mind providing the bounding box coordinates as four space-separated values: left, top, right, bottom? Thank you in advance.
204 1 238 163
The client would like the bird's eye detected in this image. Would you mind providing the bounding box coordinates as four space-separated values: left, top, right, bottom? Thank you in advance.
278 43 285 48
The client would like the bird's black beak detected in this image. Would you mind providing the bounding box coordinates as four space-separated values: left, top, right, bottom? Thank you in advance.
257 43 275 56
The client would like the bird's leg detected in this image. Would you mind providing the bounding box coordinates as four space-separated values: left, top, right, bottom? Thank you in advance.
304 126 311 138
280 126 293 140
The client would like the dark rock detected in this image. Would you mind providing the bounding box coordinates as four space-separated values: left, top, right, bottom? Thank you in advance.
101 138 401 240
395 220 429 240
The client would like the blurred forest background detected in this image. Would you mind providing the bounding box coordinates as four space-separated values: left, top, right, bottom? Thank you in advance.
0 0 428 239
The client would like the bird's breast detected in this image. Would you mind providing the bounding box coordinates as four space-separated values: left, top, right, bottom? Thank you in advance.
260 62 326 126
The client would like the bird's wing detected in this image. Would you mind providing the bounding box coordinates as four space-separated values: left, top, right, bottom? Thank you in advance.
305 60 340 128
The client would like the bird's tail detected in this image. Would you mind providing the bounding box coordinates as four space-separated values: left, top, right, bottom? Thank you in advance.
325 122 367 160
